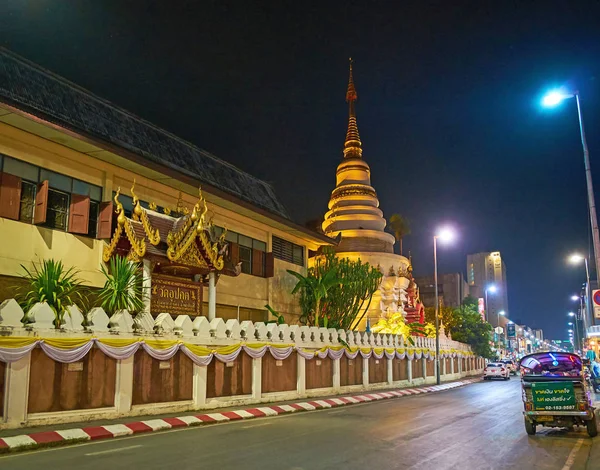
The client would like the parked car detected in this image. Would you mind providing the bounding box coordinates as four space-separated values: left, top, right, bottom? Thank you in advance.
501 359 517 375
483 362 510 380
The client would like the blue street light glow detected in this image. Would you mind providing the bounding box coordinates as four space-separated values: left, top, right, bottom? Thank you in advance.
542 90 573 107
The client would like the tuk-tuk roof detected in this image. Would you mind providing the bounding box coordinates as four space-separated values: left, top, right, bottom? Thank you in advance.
520 352 582 376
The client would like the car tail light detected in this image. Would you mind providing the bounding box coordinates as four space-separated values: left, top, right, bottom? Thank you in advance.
501 368 505 372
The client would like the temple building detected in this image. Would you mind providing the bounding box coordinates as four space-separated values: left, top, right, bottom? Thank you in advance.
320 61 424 328
0 48 333 323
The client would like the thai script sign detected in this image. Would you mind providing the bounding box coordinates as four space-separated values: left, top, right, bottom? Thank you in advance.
151 275 202 316
531 382 576 411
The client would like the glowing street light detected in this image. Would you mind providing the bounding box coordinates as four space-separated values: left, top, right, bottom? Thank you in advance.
571 295 580 301
545 85 600 307
433 226 456 386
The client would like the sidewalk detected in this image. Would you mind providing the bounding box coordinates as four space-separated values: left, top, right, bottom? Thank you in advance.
0 378 480 453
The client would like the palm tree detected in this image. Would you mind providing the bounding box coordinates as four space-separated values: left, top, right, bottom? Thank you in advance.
287 268 340 327
388 214 411 256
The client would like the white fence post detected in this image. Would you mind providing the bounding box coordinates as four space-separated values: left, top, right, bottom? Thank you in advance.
115 355 134 413
193 364 207 408
297 354 306 395
252 357 262 399
4 353 31 425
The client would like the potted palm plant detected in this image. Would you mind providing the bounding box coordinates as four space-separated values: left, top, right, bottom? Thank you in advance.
98 255 145 332
18 259 86 330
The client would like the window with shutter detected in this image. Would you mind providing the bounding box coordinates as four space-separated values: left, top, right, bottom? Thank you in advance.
0 172 22 220
229 242 240 266
265 252 275 278
33 180 49 225
97 201 113 239
68 194 90 234
252 249 264 277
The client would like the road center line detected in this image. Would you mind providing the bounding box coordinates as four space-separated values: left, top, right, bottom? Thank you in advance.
84 445 143 456
242 422 273 429
561 438 584 470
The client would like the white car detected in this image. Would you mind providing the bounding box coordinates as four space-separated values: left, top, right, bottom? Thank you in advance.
483 362 510 380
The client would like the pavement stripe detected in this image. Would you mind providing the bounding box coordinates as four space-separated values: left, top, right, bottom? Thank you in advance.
290 403 308 411
126 422 153 433
201 413 230 422
56 429 91 441
256 407 279 416
83 426 114 440
177 416 202 425
324 399 340 407
1 435 36 448
343 397 360 403
141 419 172 431
277 404 298 413
295 402 317 411
103 424 134 437
232 410 256 419
0 439 8 449
162 417 188 428
313 400 332 408
245 408 267 418
29 431 63 444
221 411 245 420
329 398 345 405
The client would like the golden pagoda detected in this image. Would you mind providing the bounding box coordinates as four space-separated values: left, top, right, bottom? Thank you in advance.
320 60 418 328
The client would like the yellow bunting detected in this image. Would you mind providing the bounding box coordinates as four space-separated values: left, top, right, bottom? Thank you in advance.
144 339 180 350
0 337 38 348
184 343 219 357
43 337 93 349
97 338 141 348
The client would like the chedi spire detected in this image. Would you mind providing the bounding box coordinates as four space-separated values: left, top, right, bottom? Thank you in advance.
344 58 362 159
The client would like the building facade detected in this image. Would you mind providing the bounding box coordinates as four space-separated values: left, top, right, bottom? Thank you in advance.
414 273 469 309
467 251 509 327
0 49 333 324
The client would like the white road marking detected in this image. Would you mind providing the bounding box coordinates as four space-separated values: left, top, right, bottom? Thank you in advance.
242 422 273 429
561 438 584 470
84 445 143 456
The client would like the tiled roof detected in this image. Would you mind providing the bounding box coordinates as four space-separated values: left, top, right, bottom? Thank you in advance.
0 48 290 219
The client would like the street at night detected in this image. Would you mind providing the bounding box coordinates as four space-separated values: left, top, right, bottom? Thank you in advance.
1 380 598 470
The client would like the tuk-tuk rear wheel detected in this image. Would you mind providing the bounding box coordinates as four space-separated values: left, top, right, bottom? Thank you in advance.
524 417 536 435
586 414 598 437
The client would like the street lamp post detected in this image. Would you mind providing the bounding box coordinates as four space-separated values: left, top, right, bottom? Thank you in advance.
497 310 506 352
433 227 455 386
485 284 497 324
544 90 600 305
569 254 591 332
568 312 581 352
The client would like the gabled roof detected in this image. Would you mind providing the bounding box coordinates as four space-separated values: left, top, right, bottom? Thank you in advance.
0 48 290 219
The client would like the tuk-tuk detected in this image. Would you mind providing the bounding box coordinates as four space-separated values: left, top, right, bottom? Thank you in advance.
521 352 597 437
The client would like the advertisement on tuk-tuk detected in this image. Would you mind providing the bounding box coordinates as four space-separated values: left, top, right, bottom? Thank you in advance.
531 382 576 411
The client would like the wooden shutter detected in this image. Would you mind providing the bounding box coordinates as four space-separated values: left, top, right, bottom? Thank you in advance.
33 180 49 225
97 201 114 239
68 194 90 234
229 242 240 265
0 172 22 220
265 252 274 278
252 249 264 277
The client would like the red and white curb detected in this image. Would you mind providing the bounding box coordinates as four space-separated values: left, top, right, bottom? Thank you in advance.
0 378 479 453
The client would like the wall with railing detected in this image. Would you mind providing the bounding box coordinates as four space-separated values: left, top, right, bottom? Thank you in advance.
0 299 484 429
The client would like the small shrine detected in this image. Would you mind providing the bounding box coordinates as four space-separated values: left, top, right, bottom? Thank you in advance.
102 183 240 317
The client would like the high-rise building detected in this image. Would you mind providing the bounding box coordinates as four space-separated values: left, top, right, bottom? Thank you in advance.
413 273 469 308
467 252 509 327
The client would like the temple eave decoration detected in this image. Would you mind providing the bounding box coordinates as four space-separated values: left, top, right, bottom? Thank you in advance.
103 183 236 277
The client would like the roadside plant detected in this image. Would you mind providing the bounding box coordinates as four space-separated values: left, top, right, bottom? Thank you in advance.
18 259 86 329
98 255 145 316
288 267 340 328
371 312 435 345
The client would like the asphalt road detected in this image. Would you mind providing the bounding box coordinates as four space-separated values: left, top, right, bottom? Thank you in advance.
2 379 600 470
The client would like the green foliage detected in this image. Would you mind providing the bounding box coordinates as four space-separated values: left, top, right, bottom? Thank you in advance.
461 295 479 308
387 214 411 255
265 304 285 325
290 248 382 329
98 255 145 316
450 303 494 359
18 259 86 329
424 305 458 333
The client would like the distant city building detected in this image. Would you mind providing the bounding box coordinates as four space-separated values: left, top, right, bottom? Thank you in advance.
533 329 544 341
414 273 469 308
467 252 509 327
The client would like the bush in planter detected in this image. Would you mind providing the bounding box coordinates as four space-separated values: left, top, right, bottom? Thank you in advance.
18 259 87 329
98 255 145 317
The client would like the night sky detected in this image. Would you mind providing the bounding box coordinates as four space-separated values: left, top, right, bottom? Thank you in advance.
2 1 600 339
